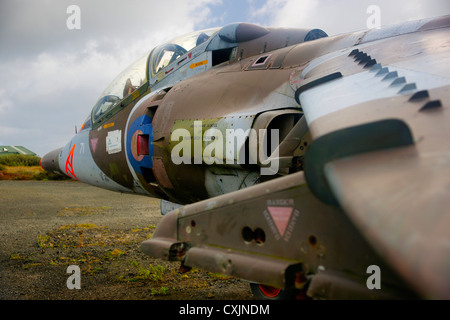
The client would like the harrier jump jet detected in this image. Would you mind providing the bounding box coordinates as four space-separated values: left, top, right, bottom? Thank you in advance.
42 15 450 299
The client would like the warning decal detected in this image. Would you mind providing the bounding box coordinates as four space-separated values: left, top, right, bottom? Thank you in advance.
267 206 293 237
263 199 300 242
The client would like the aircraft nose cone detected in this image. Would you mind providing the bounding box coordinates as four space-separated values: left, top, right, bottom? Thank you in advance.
41 147 64 175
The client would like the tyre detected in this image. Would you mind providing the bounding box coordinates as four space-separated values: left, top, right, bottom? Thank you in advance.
250 283 290 300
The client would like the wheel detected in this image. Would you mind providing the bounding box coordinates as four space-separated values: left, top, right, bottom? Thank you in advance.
250 283 290 300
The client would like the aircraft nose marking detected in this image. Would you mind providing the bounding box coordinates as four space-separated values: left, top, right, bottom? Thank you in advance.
65 144 78 180
90 137 98 153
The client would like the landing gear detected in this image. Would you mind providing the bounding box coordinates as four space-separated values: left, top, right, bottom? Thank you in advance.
250 283 310 300
250 283 292 300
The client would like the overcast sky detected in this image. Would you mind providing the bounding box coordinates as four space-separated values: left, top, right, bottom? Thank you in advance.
0 0 449 157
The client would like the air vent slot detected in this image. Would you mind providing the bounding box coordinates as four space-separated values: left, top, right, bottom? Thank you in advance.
255 55 269 65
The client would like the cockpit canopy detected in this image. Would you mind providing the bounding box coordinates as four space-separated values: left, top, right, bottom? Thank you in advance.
91 53 148 124
86 23 327 130
149 28 218 77
89 27 220 127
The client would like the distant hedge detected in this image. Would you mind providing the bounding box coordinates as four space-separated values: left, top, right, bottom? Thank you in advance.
0 154 71 180
0 154 41 167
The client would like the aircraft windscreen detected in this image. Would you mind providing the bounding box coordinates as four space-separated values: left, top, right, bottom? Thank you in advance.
90 28 220 124
92 53 148 123
150 28 219 75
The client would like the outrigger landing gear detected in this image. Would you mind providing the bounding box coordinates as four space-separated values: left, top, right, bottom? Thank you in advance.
250 283 284 300
250 283 308 300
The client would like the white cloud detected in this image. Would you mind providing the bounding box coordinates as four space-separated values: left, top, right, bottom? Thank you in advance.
250 0 450 35
250 0 318 27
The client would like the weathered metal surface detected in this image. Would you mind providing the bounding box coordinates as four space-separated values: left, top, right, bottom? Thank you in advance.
42 16 450 299
293 18 450 298
141 171 418 299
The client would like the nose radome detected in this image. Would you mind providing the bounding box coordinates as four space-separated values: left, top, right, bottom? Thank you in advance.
41 147 64 175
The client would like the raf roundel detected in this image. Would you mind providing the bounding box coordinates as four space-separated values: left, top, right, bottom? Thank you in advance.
126 115 154 176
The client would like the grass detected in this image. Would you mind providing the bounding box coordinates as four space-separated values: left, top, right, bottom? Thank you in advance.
106 249 127 260
0 154 41 167
8 222 245 299
58 206 112 217
0 165 69 180
151 287 170 296
31 224 175 286
0 154 70 180
127 261 166 282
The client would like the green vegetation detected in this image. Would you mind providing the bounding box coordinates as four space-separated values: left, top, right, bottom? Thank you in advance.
7 221 245 299
126 261 166 282
151 287 170 296
58 206 112 217
0 154 41 167
0 154 69 180
106 249 127 260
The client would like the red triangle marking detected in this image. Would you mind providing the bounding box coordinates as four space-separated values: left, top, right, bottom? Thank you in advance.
267 206 293 236
90 137 98 153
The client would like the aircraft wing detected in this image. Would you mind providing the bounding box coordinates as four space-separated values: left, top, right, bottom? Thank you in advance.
294 16 450 298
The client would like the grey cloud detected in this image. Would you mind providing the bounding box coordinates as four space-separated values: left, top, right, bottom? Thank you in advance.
0 0 221 156
0 0 216 60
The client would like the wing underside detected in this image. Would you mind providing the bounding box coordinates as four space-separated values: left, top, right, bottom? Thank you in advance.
296 19 450 298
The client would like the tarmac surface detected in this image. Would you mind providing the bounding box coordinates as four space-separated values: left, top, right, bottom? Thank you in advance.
0 180 252 300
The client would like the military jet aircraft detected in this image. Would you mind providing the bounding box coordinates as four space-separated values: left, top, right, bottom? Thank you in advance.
42 15 450 299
